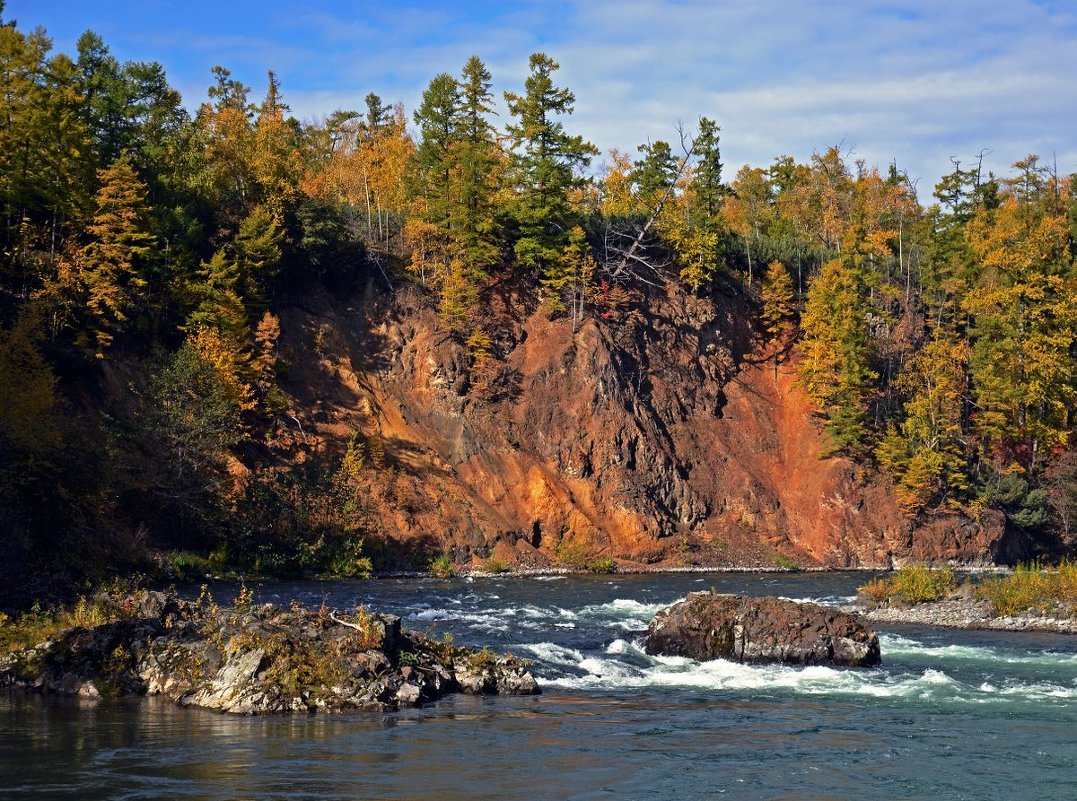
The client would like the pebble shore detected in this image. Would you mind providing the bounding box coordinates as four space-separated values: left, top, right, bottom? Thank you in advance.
843 598 1077 634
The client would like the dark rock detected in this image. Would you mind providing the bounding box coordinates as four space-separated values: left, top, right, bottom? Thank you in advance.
644 593 880 667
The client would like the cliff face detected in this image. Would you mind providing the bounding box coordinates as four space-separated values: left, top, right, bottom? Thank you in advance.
274 278 1006 569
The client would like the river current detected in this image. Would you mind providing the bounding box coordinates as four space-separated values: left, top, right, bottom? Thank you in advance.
2 572 1075 800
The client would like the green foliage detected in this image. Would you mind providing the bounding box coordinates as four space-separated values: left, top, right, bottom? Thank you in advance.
505 53 598 288
583 556 617 574
429 554 456 578
555 535 615 573
0 587 139 654
798 257 876 454
0 11 1075 595
773 552 799 570
163 551 212 581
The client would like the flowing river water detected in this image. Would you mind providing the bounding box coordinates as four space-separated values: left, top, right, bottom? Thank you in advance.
2 572 1075 800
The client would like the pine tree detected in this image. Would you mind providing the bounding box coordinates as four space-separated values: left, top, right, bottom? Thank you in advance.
798 257 876 453
876 335 970 510
963 196 1076 473
79 154 156 355
232 203 283 314
452 55 501 272
412 72 460 238
251 71 302 215
760 259 795 337
631 140 677 200
439 256 479 330
505 53 598 292
690 116 724 225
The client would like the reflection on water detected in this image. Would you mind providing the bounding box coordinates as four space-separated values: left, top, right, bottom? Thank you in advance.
2 572 1076 800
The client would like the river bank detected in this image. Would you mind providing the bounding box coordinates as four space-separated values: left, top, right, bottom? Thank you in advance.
846 598 1077 634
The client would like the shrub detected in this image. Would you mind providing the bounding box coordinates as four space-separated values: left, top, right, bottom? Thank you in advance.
976 562 1077 617
774 552 798 570
429 554 455 578
857 566 956 605
583 556 617 574
0 591 126 653
481 557 508 574
555 534 614 573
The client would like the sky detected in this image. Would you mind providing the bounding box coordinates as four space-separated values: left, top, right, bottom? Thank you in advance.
7 0 1077 197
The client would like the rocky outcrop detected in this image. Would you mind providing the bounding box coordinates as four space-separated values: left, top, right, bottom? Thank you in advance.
275 279 1007 572
0 591 539 713
644 592 881 667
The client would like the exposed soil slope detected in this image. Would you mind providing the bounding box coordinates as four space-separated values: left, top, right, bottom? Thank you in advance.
273 277 1006 569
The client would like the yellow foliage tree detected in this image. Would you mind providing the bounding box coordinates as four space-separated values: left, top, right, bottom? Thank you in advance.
78 155 156 356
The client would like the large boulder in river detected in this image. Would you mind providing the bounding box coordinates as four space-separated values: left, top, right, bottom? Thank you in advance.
644 593 881 667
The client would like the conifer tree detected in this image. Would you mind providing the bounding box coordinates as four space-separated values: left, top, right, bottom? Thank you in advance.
690 117 724 224
252 71 302 216
452 55 501 272
631 140 677 200
760 259 794 337
505 53 598 294
232 203 283 314
963 195 1076 473
798 257 876 453
79 154 156 355
412 72 460 238
875 335 970 510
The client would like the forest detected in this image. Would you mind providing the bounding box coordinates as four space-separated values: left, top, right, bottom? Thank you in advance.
1 5 1074 599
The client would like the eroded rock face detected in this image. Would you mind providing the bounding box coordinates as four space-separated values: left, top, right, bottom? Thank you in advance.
0 591 539 714
275 280 1008 571
644 592 881 667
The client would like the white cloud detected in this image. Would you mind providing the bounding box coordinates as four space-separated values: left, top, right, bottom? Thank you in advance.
11 0 1075 192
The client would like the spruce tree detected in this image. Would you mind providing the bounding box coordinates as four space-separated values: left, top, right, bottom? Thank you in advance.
453 55 501 272
798 257 876 453
504 53 598 295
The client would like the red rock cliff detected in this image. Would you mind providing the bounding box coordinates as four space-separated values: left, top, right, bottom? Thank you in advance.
274 278 1006 569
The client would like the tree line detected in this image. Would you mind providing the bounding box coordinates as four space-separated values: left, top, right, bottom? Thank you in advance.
0 6 1074 589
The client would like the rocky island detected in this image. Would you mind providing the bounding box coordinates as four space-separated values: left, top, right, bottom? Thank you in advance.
0 590 539 714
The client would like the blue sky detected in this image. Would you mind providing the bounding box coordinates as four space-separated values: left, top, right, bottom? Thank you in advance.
8 0 1076 196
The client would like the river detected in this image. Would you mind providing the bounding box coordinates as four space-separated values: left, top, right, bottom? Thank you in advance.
2 572 1075 800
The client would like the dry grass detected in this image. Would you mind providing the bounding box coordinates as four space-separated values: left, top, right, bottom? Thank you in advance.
976 562 1077 618
858 566 956 605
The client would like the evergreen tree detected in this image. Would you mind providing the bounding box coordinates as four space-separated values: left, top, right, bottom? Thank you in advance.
690 116 724 224
631 140 677 200
504 53 598 295
798 257 876 453
760 259 794 337
875 335 970 510
412 71 460 238
232 203 283 314
251 71 302 216
963 195 1076 473
452 55 501 272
